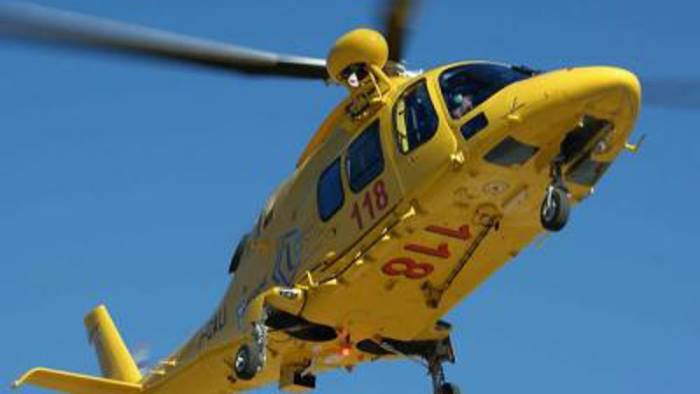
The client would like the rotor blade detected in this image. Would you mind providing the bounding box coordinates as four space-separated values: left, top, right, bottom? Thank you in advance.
0 2 329 79
642 78 700 110
383 0 420 62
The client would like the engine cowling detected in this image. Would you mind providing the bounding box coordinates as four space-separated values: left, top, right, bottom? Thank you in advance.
326 28 388 83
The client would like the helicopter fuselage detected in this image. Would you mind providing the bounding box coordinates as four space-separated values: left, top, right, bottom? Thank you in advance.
138 61 641 394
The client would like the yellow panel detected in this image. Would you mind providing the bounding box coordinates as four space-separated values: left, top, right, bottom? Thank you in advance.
12 368 141 394
84 305 142 384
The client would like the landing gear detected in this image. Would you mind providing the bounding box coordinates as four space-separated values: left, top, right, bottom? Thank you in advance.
541 160 570 232
232 319 268 381
232 343 262 381
424 339 461 394
428 357 461 394
541 185 569 231
358 336 461 394
439 382 462 394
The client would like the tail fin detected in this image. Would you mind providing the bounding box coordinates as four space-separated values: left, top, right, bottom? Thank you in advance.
12 305 142 393
84 305 142 383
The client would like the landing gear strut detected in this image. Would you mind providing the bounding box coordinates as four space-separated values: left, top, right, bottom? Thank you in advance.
359 336 461 394
428 358 461 394
540 159 570 232
425 340 460 394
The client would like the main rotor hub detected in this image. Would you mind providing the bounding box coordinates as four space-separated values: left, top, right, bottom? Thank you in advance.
326 28 388 83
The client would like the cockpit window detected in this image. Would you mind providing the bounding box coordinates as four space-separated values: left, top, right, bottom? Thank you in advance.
439 63 531 119
393 80 439 154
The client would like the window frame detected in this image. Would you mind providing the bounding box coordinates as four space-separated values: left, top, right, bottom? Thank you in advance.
316 158 345 222
392 78 440 155
345 119 385 193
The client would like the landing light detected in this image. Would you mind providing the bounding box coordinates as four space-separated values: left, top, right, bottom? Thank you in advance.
340 344 352 357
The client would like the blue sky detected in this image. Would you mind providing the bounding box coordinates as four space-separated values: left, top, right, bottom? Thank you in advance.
1 1 698 393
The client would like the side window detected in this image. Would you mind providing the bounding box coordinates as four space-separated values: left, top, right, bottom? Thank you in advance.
393 80 439 154
317 158 344 221
346 120 384 193
228 233 249 274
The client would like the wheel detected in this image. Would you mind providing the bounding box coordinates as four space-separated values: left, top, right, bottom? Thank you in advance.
440 382 461 394
233 344 261 381
540 186 570 232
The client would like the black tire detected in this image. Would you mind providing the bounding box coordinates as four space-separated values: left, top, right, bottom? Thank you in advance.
440 382 461 394
540 187 570 232
233 344 260 381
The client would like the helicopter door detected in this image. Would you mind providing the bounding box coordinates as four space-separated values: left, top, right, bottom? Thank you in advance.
342 119 403 235
391 79 456 193
312 118 404 276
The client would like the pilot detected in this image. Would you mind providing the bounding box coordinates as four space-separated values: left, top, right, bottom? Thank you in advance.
450 93 474 118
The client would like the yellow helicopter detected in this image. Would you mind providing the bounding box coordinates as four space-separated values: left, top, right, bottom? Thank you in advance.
3 1 686 393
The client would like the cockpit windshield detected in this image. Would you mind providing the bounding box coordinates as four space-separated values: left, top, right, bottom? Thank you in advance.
439 63 532 119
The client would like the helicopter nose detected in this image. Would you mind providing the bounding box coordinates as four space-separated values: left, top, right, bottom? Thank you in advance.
510 66 642 145
567 66 640 108
548 66 642 119
494 66 642 159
